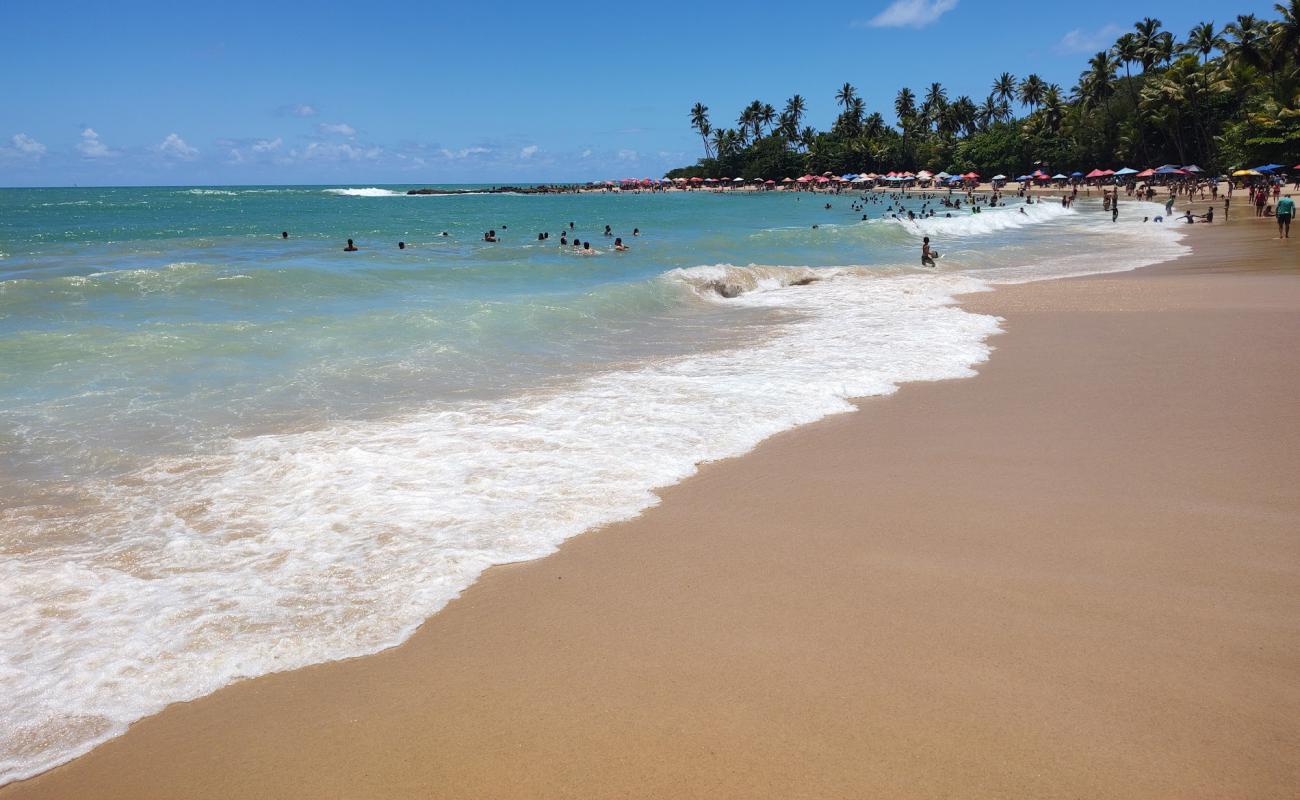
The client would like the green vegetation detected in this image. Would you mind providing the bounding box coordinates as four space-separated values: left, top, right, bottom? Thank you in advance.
670 7 1300 179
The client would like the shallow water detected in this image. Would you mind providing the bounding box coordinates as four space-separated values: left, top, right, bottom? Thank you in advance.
0 185 1185 784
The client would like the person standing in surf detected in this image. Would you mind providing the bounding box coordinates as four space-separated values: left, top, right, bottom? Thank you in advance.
921 236 937 268
1276 194 1294 239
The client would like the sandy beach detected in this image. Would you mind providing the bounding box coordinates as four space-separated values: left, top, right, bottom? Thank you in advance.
5 210 1297 799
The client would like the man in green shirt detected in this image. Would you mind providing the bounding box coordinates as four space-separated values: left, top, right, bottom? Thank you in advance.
1277 194 1295 239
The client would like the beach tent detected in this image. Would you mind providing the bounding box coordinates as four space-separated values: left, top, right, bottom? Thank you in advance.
795 176 812 183
1070 171 1084 178
1154 166 1185 175
991 174 1007 181
764 179 776 185
733 177 745 182
1114 167 1139 176
1183 165 1204 173
916 170 934 179
935 171 951 179
1015 174 1030 181
1085 169 1106 179
1252 164 1284 173
781 177 794 183
1135 168 1156 178
1051 174 1068 180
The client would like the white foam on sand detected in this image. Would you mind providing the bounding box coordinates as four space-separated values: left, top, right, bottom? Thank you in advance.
0 204 1188 786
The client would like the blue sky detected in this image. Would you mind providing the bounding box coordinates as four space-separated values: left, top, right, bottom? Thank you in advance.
0 0 1277 186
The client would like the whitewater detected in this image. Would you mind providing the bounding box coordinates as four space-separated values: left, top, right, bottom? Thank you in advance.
0 187 1186 785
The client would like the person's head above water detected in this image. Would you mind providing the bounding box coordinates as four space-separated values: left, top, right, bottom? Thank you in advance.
281 231 288 239
398 241 405 249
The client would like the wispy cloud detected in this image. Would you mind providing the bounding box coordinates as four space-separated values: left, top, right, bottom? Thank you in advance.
616 149 638 162
857 0 957 29
279 103 318 117
157 133 199 160
519 144 539 159
1 133 46 159
76 127 114 158
292 141 382 162
317 122 356 137
438 146 491 160
1056 24 1125 54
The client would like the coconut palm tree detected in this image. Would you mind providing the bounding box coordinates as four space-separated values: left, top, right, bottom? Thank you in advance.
977 94 999 130
759 103 777 137
923 81 948 130
1077 51 1119 111
835 82 858 111
1272 0 1300 65
783 95 807 133
690 102 712 158
1224 14 1268 71
1018 74 1046 111
1183 22 1224 64
993 72 1018 108
951 95 979 137
895 87 917 162
1134 17 1165 71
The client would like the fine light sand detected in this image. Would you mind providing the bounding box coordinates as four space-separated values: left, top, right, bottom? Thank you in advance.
5 214 1298 799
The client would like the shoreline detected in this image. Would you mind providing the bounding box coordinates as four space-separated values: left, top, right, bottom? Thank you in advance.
5 213 1298 798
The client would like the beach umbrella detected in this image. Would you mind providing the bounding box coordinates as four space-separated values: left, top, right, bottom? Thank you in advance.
764 179 775 185
1154 166 1184 175
916 170 933 178
733 177 745 182
1084 169 1106 178
991 174 1007 180
781 177 794 183
1051 173 1068 180
1114 167 1139 176
1183 165 1204 173
1135 168 1155 178
1232 169 1261 177
935 171 951 179
962 171 979 179
1070 171 1083 178
689 176 704 182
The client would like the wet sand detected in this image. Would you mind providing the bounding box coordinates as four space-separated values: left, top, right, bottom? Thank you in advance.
5 213 1298 799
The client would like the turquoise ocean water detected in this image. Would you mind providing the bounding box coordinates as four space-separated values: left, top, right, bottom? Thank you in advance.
0 184 1185 783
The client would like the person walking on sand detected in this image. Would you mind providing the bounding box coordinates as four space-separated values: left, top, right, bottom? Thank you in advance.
921 236 937 268
1276 194 1294 239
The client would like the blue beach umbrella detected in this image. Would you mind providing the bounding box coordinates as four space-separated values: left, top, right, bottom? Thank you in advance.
1154 166 1184 175
1114 167 1139 176
1070 171 1083 178
1253 164 1283 173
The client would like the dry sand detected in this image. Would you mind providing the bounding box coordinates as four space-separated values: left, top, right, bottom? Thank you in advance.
5 213 1298 799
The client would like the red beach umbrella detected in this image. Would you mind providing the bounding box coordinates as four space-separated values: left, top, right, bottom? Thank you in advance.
1085 169 1106 179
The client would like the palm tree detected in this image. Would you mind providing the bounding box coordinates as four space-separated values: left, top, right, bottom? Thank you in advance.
836 82 858 111
1113 33 1141 79
993 72 1018 108
1272 0 1300 65
783 95 806 133
1224 14 1267 71
895 87 917 162
1134 17 1165 71
923 81 948 130
1078 51 1119 111
951 95 978 136
759 103 777 137
689 102 712 158
1018 74 1046 111
1183 22 1223 64
1040 85 1065 134
978 94 999 129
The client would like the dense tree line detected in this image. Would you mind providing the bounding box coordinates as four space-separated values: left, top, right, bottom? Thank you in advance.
669 6 1300 180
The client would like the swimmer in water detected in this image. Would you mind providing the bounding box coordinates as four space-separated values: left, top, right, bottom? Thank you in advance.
281 231 288 239
614 237 629 252
483 230 497 242
398 241 406 249
921 236 936 268
581 241 595 254
343 238 358 251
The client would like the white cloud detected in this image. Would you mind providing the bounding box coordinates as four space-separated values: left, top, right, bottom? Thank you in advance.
294 141 382 162
438 146 490 160
77 127 113 158
276 103 318 117
1056 24 1125 54
157 132 199 160
616 149 638 161
317 122 356 137
580 148 592 158
519 144 539 159
2 133 46 159
251 137 282 153
858 0 957 29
